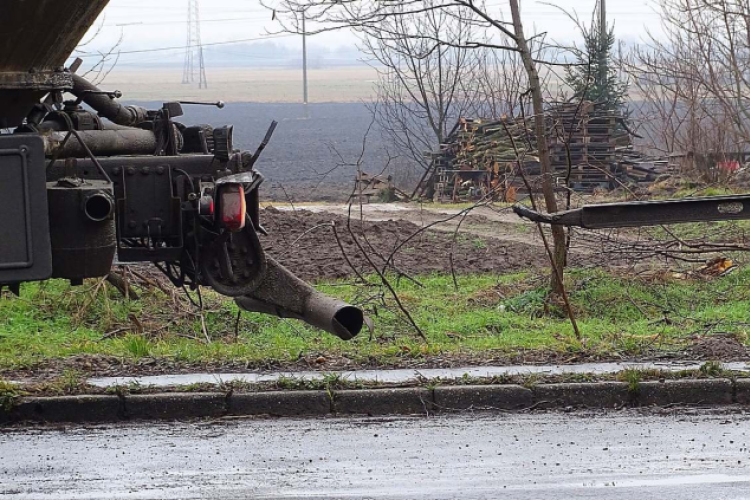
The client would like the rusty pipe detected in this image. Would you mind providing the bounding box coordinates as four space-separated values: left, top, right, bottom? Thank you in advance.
235 257 364 340
71 75 148 127
42 129 157 158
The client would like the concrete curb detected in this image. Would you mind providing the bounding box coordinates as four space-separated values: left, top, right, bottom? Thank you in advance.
434 385 533 411
0 378 746 424
8 395 123 423
124 393 226 421
532 382 632 409
230 391 330 417
637 379 734 406
334 388 433 415
736 379 750 405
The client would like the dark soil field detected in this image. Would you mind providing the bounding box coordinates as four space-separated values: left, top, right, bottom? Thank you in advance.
135 101 392 201
260 207 549 281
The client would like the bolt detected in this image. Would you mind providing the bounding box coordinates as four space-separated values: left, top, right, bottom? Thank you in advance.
141 166 150 175
112 167 121 175
156 166 165 175
128 220 137 229
126 166 136 176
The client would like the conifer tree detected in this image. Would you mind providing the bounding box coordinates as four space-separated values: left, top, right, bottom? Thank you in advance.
566 21 627 112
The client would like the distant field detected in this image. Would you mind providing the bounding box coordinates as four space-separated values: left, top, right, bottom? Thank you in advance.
102 66 378 103
102 66 408 201
127 101 393 201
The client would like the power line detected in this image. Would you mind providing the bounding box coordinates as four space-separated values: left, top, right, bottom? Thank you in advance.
103 10 657 26
107 15 273 27
72 34 296 58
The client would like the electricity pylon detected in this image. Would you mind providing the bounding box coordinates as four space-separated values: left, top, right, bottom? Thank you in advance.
182 0 207 89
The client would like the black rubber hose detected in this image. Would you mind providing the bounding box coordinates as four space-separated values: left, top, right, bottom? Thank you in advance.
71 75 148 127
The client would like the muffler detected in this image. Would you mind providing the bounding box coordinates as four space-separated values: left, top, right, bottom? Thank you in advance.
235 257 364 340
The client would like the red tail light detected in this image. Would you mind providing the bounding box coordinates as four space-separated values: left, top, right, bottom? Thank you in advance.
219 185 246 231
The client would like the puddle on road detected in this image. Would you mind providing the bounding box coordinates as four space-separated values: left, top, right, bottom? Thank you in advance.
87 361 750 389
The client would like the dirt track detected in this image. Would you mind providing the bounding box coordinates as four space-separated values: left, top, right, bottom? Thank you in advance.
260 205 551 281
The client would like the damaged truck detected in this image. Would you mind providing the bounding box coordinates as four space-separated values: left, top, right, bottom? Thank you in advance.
0 0 363 341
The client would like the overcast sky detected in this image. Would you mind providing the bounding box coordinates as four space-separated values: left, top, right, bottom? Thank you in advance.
79 0 664 68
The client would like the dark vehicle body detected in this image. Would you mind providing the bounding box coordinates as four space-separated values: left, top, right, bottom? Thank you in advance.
0 0 363 340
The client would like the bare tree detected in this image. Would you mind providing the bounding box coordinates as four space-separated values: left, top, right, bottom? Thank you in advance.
462 43 530 119
627 0 750 182
362 2 478 183
269 0 570 294
360 2 533 191
507 0 567 293
72 17 123 85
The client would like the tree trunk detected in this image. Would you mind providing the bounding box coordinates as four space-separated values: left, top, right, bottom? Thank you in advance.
509 0 567 294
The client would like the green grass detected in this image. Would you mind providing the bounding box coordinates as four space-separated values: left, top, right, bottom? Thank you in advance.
618 368 643 394
471 238 487 249
0 379 25 410
1 266 749 374
645 219 750 243
124 335 152 359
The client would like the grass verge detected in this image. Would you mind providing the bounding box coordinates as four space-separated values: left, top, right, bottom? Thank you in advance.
1 266 749 374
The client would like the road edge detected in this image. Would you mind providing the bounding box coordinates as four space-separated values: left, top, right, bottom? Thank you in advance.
2 378 748 424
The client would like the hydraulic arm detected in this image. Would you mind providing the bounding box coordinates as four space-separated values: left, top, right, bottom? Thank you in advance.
514 195 750 229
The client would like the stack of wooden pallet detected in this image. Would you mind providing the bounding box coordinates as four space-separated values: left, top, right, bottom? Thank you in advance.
546 102 621 191
432 117 539 202
617 148 670 187
430 102 628 201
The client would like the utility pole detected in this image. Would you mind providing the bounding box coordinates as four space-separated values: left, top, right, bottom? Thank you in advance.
301 11 309 117
597 0 607 101
182 0 207 89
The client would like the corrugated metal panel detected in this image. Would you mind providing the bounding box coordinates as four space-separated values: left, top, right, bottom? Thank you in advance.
0 0 110 72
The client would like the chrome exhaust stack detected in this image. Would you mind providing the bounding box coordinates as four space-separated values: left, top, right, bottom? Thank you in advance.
235 257 364 340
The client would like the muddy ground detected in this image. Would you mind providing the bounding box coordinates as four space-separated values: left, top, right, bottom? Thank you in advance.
259 205 563 281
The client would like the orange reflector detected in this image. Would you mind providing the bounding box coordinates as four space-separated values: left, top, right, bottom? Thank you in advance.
219 185 246 231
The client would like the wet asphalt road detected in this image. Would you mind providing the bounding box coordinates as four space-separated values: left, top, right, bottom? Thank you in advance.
2 411 750 499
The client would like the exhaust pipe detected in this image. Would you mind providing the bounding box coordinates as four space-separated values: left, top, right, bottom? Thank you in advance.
235 257 364 340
